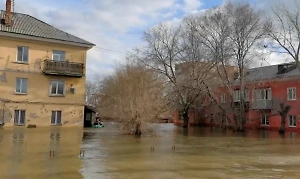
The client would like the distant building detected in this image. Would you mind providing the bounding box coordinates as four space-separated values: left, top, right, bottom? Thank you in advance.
173 61 238 126
202 62 300 132
0 0 95 127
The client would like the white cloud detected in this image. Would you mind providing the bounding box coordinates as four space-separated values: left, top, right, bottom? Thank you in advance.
183 0 202 13
0 0 184 80
5 0 296 80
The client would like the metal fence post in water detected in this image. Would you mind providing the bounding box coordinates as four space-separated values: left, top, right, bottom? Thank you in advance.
150 147 154 152
172 146 175 151
49 150 55 158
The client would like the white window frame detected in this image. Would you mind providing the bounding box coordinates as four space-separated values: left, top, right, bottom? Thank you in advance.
221 93 226 103
261 114 269 126
289 115 296 127
49 80 65 96
233 90 240 102
52 50 66 61
287 87 296 101
254 88 272 101
51 111 62 125
15 78 28 94
14 110 26 126
16 46 29 63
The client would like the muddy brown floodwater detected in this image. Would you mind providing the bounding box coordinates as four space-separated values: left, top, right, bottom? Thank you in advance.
0 123 300 179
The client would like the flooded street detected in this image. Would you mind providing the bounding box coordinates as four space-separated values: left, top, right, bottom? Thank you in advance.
1 123 300 179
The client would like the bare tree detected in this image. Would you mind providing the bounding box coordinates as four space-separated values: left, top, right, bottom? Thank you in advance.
225 2 268 131
97 60 169 136
135 22 217 128
182 2 267 131
267 0 300 67
183 7 235 128
86 78 101 107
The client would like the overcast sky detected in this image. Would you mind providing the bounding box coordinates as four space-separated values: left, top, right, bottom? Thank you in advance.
0 0 295 79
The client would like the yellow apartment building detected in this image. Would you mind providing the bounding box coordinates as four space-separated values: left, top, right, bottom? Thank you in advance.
0 0 95 127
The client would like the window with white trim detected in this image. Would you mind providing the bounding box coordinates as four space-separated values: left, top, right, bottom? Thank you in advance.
261 114 269 126
17 46 29 62
52 50 66 61
221 93 226 103
287 88 296 100
233 90 240 102
14 110 26 126
254 88 272 101
15 78 28 94
51 111 62 125
50 80 65 95
289 115 296 127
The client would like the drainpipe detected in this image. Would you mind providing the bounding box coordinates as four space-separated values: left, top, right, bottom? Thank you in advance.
1 102 5 126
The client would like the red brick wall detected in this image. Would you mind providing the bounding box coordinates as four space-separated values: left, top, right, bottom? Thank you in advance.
186 78 300 132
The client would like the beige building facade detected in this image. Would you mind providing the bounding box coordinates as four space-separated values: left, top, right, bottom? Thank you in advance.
0 0 95 127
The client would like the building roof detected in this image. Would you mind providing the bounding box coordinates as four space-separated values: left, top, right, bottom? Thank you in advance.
0 10 95 47
243 62 300 82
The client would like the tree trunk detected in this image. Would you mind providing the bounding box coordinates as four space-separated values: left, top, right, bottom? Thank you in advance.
279 104 291 134
134 122 141 137
238 106 246 132
279 114 287 134
182 110 189 128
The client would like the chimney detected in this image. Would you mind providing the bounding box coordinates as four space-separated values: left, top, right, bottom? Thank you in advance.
4 0 12 26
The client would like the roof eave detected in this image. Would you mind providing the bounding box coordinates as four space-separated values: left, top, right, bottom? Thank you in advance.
0 31 95 48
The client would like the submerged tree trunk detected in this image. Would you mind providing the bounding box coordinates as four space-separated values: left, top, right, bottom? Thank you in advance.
134 122 142 137
238 106 246 132
279 115 286 134
182 110 189 128
278 103 291 134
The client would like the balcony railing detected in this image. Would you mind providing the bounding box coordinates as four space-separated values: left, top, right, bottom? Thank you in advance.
43 60 84 77
252 100 273 110
232 101 250 111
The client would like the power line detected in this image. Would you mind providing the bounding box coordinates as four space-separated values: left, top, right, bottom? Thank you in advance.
93 47 128 55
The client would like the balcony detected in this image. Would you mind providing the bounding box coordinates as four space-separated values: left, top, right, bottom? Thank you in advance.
43 60 84 77
252 100 273 110
232 101 250 111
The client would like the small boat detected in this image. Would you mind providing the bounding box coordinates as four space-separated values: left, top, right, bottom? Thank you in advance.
93 124 104 128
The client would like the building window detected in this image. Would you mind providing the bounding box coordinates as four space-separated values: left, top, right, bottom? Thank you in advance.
17 46 29 62
15 78 28 94
51 111 62 125
50 80 65 96
261 114 269 126
287 88 296 100
233 90 240 102
254 88 272 101
221 93 226 103
289 115 296 127
14 110 26 126
233 90 249 102
52 50 66 61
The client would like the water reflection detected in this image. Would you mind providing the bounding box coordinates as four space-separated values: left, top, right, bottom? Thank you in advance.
0 127 84 179
80 124 300 178
0 124 300 178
